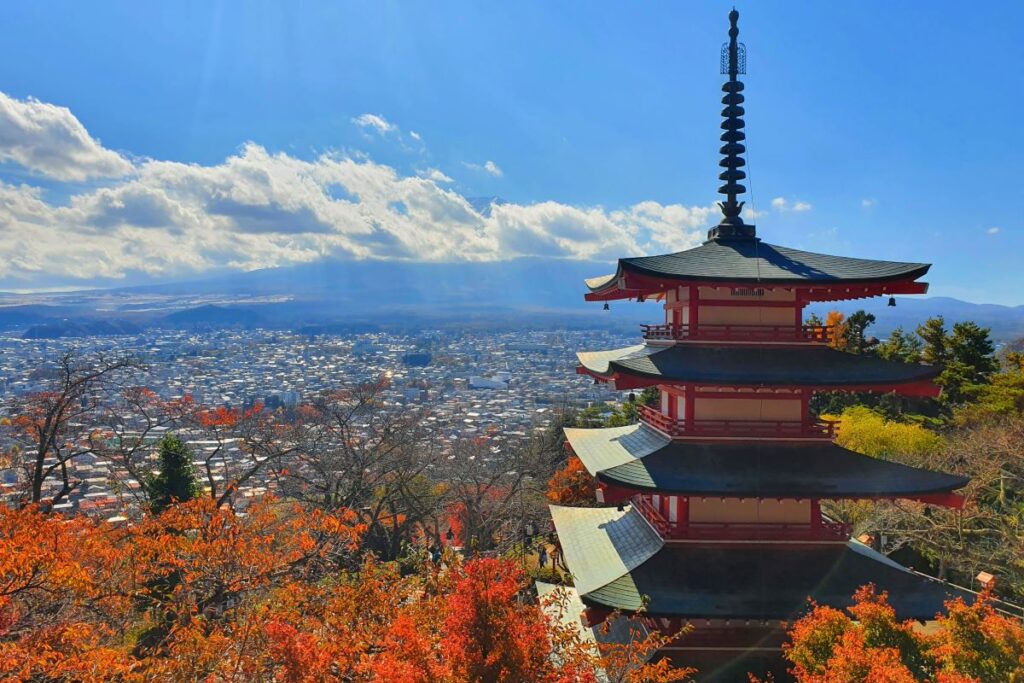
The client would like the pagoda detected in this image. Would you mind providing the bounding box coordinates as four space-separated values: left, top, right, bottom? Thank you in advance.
551 10 971 681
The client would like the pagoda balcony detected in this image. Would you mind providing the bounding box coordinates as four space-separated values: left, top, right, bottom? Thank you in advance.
641 322 831 344
638 404 839 440
632 495 851 542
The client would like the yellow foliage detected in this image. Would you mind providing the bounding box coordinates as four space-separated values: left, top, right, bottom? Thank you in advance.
825 310 847 350
827 406 943 460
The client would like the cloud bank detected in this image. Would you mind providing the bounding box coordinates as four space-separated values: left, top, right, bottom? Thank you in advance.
0 92 716 288
0 92 132 181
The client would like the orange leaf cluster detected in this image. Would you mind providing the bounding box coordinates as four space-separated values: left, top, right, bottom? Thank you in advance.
546 455 597 505
779 585 1024 683
0 500 685 681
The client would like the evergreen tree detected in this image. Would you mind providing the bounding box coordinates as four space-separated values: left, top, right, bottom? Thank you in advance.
948 321 997 381
844 310 877 354
917 316 949 365
876 327 923 364
146 433 199 514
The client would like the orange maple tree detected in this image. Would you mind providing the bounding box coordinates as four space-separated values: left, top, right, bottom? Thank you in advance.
547 455 597 505
770 585 1024 683
0 499 693 682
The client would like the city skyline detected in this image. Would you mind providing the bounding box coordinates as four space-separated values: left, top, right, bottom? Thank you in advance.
0 2 1020 303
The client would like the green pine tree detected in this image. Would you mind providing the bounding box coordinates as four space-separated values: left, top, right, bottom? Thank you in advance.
146 433 199 514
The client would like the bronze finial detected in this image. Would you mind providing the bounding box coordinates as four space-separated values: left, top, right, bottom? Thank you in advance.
710 9 755 241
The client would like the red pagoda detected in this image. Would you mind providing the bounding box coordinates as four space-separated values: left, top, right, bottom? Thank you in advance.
551 10 971 681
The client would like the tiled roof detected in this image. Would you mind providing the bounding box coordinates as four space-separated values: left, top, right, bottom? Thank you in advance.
577 343 941 387
586 240 930 292
553 506 971 620
549 504 663 596
565 423 969 497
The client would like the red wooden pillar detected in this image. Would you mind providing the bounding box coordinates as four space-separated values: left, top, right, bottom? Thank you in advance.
810 499 822 528
689 284 699 337
684 385 695 431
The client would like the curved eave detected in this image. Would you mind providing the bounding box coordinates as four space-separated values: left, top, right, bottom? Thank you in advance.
578 539 971 620
576 344 941 396
549 504 664 596
565 424 968 505
584 242 931 303
620 253 931 285
552 506 970 621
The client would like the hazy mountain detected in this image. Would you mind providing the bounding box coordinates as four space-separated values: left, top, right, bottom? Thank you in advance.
807 296 1024 343
22 319 143 339
1 258 1023 341
161 304 268 328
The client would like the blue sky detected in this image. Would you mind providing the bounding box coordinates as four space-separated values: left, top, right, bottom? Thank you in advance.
0 2 1020 303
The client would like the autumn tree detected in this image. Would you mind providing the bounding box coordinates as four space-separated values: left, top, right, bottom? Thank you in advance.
0 496 363 680
778 586 1024 683
830 406 944 460
547 455 597 506
864 415 1024 600
273 381 447 560
0 500 696 682
90 387 197 508
1 349 142 507
442 437 547 554
825 310 848 350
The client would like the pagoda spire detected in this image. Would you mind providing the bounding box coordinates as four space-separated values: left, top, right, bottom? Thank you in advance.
709 9 756 241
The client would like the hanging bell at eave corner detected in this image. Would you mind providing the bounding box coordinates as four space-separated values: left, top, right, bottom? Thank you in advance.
603 302 610 310
888 296 896 307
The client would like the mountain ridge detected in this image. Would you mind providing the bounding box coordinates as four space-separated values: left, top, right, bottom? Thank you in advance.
0 258 1021 341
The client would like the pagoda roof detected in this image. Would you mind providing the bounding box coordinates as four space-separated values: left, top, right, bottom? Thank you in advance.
551 504 971 620
586 241 930 296
577 343 941 392
565 423 968 499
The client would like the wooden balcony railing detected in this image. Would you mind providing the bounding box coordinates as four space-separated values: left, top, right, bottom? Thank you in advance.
641 323 832 343
632 495 851 542
638 404 838 440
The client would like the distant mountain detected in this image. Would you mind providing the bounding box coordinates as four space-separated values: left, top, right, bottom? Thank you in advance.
0 305 72 329
807 296 1024 344
127 257 617 312
161 304 267 328
22 319 143 339
2 258 1024 341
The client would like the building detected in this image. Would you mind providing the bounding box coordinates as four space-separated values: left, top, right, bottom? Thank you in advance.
550 11 971 681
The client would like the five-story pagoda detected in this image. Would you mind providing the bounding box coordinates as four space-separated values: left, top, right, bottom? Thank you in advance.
551 10 971 681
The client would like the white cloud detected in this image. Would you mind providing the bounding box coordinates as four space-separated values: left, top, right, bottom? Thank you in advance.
861 198 877 208
484 160 502 177
742 206 767 220
409 131 421 141
0 92 132 181
463 160 503 178
771 196 811 212
351 113 396 136
987 226 1000 235
0 93 729 288
419 168 453 183
0 93 719 288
